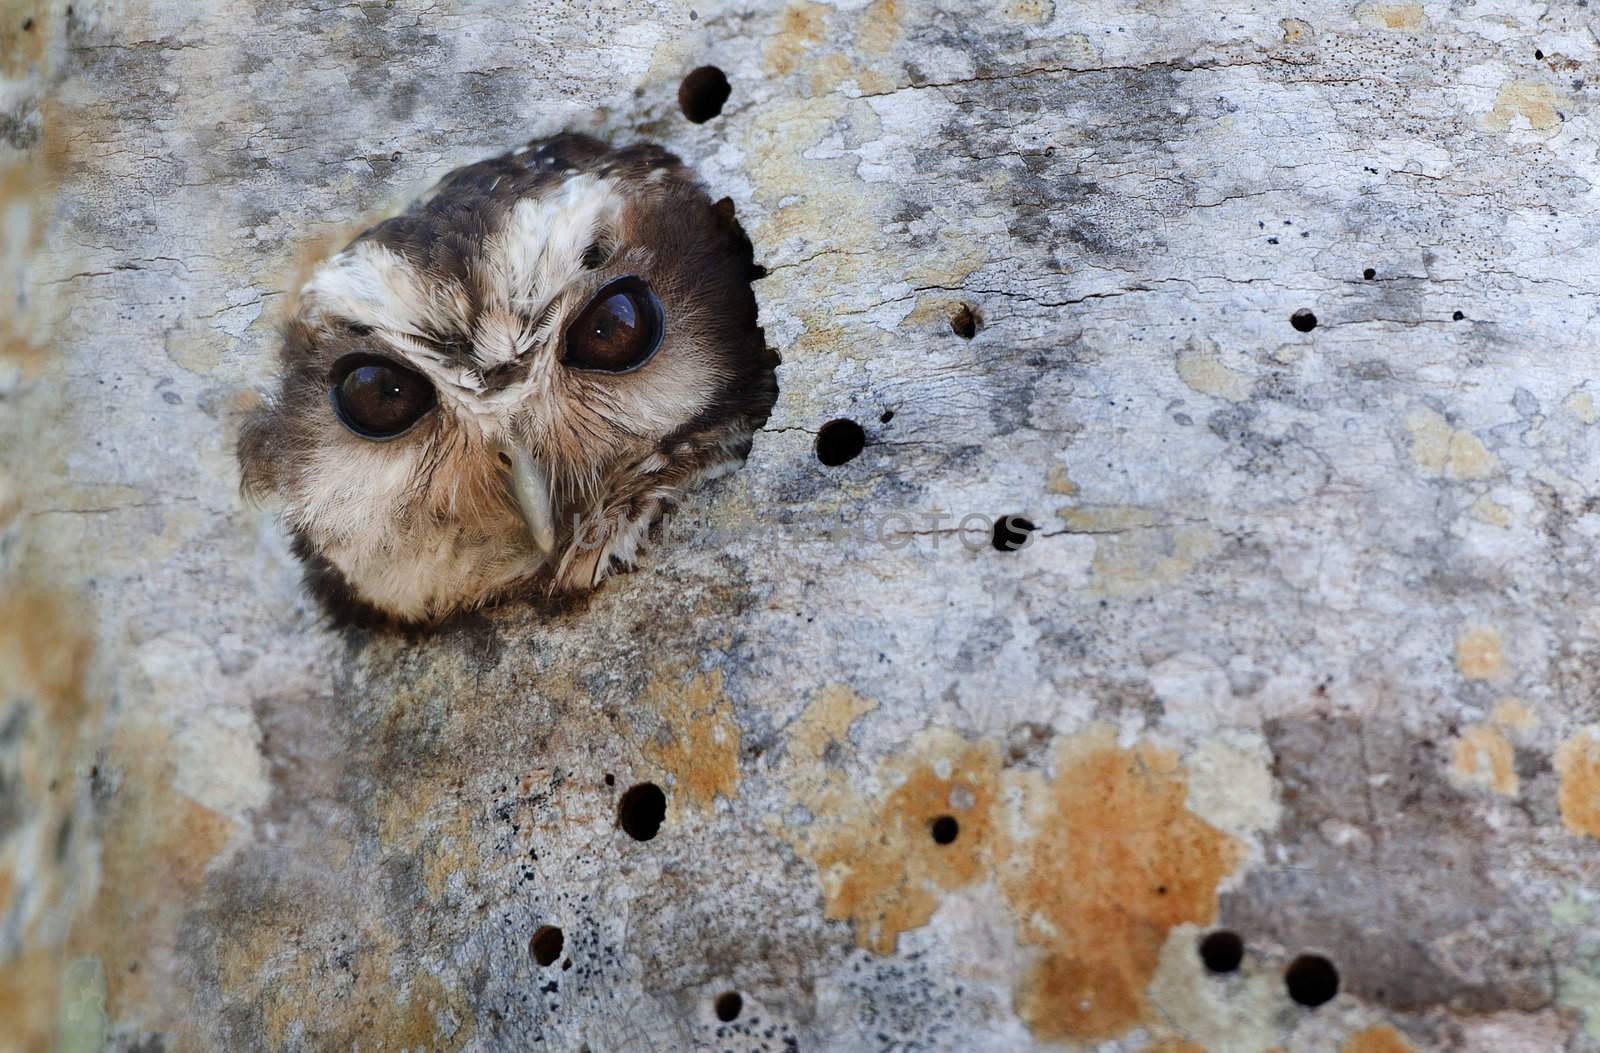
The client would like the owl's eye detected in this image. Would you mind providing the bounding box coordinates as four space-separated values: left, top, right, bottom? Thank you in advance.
328 354 437 440
563 276 664 373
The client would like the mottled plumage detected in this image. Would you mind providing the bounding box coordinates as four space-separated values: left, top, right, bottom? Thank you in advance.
239 134 778 625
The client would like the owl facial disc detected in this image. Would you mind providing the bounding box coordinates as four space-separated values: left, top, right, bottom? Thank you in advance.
238 134 779 626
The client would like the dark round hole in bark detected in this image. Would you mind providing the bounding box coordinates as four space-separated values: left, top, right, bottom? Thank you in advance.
603 772 615 787
1535 48 1544 60
1285 954 1339 1007
618 782 666 841
879 409 895 423
1290 308 1318 332
815 419 865 466
1362 267 1375 280
1198 930 1244 974
714 990 743 1022
679 66 731 123
992 515 1036 552
530 925 564 967
1453 310 1465 321
951 304 980 339
930 815 959 844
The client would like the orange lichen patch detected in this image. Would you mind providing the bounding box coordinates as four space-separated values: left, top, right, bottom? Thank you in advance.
1356 2 1425 30
997 729 1242 1041
0 3 48 78
1492 697 1538 733
1484 80 1564 132
783 718 1241 1043
640 668 741 812
224 917 473 1052
856 0 899 58
1455 625 1506 681
1451 725 1518 796
807 731 1003 953
1342 1025 1416 1053
0 588 95 1053
70 721 234 1015
376 774 482 899
765 0 827 77
0 949 58 1053
1555 728 1600 840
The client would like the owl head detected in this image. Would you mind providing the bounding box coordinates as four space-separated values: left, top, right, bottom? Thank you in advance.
238 134 779 625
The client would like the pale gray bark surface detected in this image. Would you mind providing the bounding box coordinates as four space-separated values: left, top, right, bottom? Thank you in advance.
3 1 1598 1051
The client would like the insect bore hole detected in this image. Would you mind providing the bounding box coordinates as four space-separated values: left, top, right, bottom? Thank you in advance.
714 990 743 1022
815 418 866 466
1362 267 1375 280
1290 308 1318 332
930 815 959 844
992 515 1037 552
618 782 667 841
1285 953 1340 1007
951 304 980 339
1198 930 1244 974
530 925 564 967
679 66 731 123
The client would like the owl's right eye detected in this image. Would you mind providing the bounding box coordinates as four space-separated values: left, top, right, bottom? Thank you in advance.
328 354 437 440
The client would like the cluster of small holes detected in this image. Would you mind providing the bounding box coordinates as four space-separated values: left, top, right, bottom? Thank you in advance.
618 782 666 841
929 815 959 844
815 418 866 466
1196 933 1341 1008
679 66 731 123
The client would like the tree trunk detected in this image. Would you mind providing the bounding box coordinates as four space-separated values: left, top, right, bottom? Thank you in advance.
3 1 1595 1051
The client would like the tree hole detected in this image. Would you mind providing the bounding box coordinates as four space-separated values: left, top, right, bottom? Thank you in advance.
618 782 666 841
714 990 743 1022
930 815 959 844
1362 267 1375 280
1285 953 1339 1007
991 515 1036 552
1198 930 1244 974
815 419 865 466
1290 308 1318 332
1452 310 1465 321
879 409 895 424
679 66 731 123
530 925 564 967
950 304 980 339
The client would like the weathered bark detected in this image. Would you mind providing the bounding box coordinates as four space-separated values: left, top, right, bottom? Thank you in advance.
3 1 1597 1051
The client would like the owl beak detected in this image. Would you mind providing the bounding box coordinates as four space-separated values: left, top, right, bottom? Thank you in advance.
498 443 558 559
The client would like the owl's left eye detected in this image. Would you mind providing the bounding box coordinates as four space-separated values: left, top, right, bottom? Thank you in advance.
328 354 437 440
563 276 664 373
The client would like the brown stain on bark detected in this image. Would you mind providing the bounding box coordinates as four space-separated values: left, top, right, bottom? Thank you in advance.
785 718 1240 1043
221 918 473 1052
0 588 95 1052
70 721 234 1019
810 732 1001 953
1342 1025 1416 1053
1555 728 1600 840
765 1 827 77
1000 729 1241 1040
641 667 740 812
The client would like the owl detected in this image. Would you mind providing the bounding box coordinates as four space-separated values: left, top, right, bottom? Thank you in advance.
238 134 779 626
